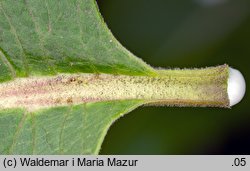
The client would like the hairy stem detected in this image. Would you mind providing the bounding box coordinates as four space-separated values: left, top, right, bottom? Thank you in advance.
0 65 229 111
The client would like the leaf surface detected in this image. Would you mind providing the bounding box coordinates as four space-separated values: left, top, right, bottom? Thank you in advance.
0 100 143 154
0 0 153 154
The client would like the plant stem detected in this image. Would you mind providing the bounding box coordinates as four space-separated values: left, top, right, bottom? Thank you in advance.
150 64 229 107
0 65 229 111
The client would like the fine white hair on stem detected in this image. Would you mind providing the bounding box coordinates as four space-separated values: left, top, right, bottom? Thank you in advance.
227 67 246 106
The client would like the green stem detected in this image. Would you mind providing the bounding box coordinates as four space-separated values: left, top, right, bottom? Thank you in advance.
150 64 229 107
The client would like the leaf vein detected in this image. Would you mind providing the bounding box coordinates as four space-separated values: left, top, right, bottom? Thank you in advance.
8 112 27 154
30 112 35 154
59 106 72 154
0 48 16 78
0 2 29 76
44 0 52 33
77 0 99 74
23 0 56 74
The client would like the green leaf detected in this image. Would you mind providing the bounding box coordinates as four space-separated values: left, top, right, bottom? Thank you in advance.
0 0 229 154
0 0 155 154
0 100 143 154
0 0 156 80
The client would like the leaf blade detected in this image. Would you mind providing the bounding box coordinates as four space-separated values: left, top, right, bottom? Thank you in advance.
0 100 143 154
0 0 155 79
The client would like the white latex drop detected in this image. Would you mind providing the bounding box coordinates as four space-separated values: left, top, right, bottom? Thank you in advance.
227 67 246 106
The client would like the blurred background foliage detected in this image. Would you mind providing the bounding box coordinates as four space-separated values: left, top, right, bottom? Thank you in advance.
97 0 250 154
